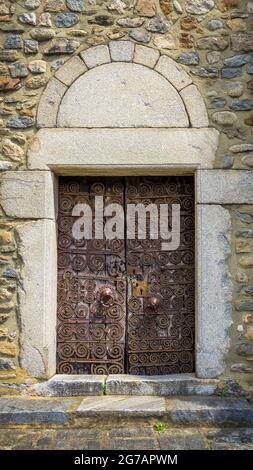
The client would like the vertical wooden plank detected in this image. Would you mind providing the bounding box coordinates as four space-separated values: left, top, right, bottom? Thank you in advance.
57 177 126 374
125 176 195 375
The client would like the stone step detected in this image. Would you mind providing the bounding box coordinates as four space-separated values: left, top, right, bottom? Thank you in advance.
77 396 253 426
1 395 253 427
76 396 165 417
105 374 219 397
32 374 106 397
0 397 76 425
31 373 219 397
168 397 253 427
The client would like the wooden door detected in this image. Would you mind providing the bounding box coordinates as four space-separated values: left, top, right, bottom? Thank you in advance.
57 176 194 375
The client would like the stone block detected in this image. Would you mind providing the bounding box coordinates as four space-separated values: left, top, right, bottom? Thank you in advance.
54 429 101 450
196 205 232 378
239 256 253 268
44 38 79 54
168 397 253 426
28 128 219 170
66 0 85 12
155 55 192 90
180 84 208 127
185 0 214 15
0 161 12 171
106 374 218 396
231 33 253 52
0 357 15 370
159 431 207 450
236 342 253 356
109 438 158 450
230 144 253 153
2 139 24 161
206 428 253 446
221 67 242 79
0 342 17 357
37 78 67 128
109 40 135 62
197 170 253 204
108 427 155 438
129 29 151 43
80 45 110 69
236 239 253 253
17 220 57 377
196 36 228 51
54 12 79 28
77 396 165 417
134 44 159 68
7 117 33 128
32 374 106 396
135 0 156 17
57 62 189 127
153 34 177 50
0 398 73 424
55 56 87 86
0 171 55 219
212 111 237 126
192 67 218 78
178 52 200 66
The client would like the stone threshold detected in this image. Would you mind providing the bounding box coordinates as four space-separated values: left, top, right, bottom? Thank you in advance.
31 373 220 397
1 396 253 427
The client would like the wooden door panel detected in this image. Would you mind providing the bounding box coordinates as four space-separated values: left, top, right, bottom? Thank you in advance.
126 176 195 375
57 177 126 374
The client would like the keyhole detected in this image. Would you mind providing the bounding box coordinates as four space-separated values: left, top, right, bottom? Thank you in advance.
140 288 143 295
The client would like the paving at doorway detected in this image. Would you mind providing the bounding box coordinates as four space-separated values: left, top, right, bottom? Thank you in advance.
0 395 253 450
0 374 253 450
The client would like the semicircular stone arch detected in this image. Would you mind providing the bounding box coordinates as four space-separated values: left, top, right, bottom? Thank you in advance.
58 62 189 128
36 41 209 130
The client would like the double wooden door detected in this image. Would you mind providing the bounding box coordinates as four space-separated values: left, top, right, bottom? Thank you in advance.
57 176 194 375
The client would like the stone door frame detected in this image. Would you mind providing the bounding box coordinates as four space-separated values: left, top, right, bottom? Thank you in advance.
2 41 253 380
2 163 242 380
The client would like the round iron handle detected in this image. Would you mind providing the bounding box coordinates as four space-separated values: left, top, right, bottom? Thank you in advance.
99 286 115 307
147 295 161 311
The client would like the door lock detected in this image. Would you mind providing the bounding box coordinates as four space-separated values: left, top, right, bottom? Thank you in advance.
132 280 149 297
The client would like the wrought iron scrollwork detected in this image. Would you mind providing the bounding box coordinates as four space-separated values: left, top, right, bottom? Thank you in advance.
57 176 195 375
125 176 195 375
57 177 126 375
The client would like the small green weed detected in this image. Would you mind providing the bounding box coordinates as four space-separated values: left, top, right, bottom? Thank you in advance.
101 381 107 395
154 421 167 433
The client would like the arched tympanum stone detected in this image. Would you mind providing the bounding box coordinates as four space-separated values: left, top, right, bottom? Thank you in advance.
57 62 189 128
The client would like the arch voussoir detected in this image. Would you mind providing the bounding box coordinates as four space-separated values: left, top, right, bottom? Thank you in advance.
180 84 209 128
55 56 87 87
37 77 67 129
109 40 135 62
133 44 160 69
155 54 193 91
80 44 111 69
